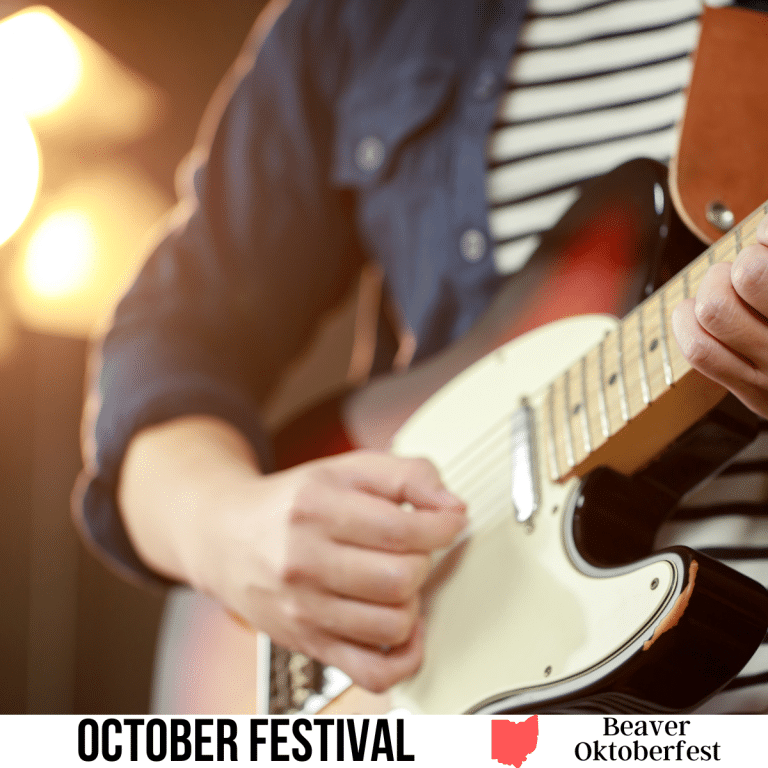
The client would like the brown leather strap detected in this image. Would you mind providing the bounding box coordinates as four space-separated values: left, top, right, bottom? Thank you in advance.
670 5 768 244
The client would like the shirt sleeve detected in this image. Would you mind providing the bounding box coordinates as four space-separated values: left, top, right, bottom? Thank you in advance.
72 0 363 587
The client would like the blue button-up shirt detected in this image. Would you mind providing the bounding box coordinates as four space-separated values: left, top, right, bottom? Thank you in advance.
76 0 535 582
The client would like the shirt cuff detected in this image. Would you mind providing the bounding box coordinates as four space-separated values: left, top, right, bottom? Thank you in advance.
74 342 274 589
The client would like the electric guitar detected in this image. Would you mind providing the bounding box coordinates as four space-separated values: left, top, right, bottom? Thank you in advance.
265 158 768 715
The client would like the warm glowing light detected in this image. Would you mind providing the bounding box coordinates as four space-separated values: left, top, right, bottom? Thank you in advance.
0 9 83 118
10 164 172 337
0 108 40 246
23 210 96 298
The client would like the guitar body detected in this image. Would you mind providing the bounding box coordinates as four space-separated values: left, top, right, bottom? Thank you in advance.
389 315 768 714
261 158 768 715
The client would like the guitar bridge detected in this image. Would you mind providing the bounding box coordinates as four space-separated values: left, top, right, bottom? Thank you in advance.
510 399 539 524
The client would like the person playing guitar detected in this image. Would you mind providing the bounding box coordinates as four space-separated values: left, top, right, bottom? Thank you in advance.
74 0 768 713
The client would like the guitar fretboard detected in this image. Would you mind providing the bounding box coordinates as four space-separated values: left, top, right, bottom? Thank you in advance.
541 200 768 482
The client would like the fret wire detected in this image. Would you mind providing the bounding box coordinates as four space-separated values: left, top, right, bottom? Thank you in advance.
442 310 717 501
689 258 709 294
717 237 736 262
597 336 610 438
619 214 764 342
546 383 560 480
563 369 576 468
529 206 767 480
637 308 651 405
659 290 673 386
639 213 765 320
443 300 708 494
617 322 630 422
579 355 592 454
579 343 684 397
438 201 768 488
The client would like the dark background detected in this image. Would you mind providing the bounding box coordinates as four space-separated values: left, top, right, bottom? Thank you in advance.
0 0 270 713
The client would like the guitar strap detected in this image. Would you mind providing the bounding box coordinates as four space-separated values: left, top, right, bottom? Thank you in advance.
670 4 768 244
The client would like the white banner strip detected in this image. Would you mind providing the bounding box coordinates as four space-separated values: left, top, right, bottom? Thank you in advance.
1 714 764 766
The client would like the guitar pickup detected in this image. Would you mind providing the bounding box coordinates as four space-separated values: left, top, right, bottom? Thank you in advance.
510 399 539 524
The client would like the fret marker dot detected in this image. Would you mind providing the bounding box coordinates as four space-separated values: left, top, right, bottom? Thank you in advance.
608 373 617 386
649 339 659 352
572 403 581 415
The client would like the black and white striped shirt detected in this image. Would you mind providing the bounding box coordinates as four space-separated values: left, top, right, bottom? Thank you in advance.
487 0 724 273
486 0 768 713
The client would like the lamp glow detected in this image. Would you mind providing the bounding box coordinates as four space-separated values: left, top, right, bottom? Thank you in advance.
23 210 96 298
0 9 83 118
0 109 40 246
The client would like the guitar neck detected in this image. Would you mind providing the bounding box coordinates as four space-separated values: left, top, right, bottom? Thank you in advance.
543 199 768 483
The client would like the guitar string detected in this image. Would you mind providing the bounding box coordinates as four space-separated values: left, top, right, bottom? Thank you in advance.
439 421 515 492
421 426 514 524
419 223 768 550
565 211 763 376
410 210 768 519
619 211 763 327
420 417 523 535
438 337 701 495
549 213 765 457
432 407 519 482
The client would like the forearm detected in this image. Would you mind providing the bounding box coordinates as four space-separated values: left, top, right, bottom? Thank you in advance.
117 414 263 587
116 412 467 692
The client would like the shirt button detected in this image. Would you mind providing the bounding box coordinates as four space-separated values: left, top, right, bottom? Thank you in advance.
355 136 385 173
460 228 486 262
473 69 497 100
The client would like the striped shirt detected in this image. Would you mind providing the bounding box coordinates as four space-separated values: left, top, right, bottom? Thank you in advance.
487 0 728 274
486 0 768 713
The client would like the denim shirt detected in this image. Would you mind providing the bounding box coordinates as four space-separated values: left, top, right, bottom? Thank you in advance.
75 0 535 582
74 0 768 581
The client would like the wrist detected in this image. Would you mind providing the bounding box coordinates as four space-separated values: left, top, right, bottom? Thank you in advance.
117 414 263 586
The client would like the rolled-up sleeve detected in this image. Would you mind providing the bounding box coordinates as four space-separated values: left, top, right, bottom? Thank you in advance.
73 0 363 586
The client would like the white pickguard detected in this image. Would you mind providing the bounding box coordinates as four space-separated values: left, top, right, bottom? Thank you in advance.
389 315 679 714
